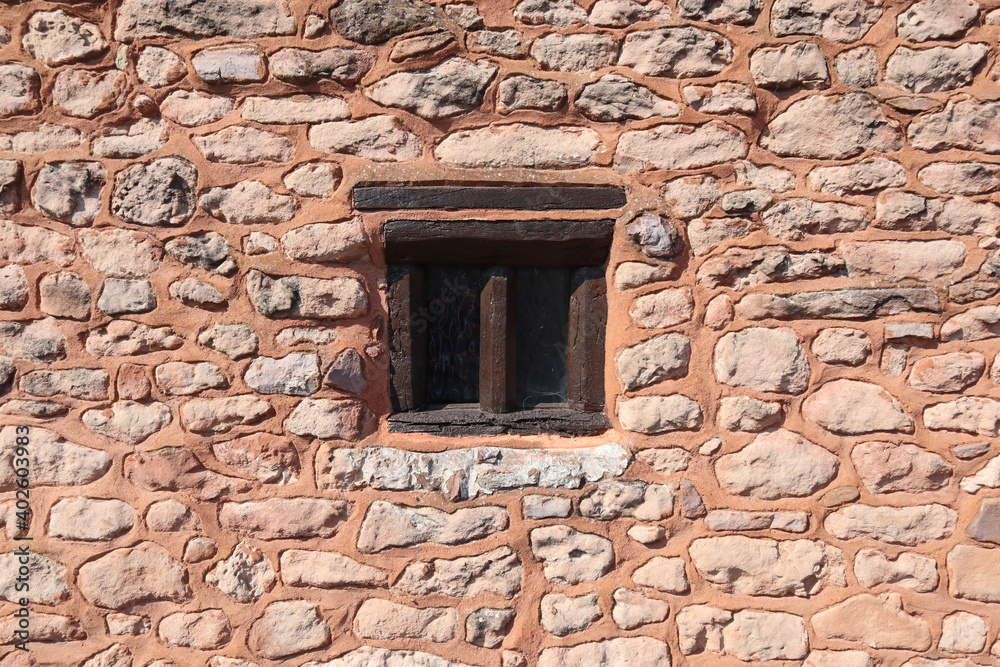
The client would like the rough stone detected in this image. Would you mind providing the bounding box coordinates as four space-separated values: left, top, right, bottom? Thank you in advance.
698 246 843 291
751 42 829 89
925 396 1000 435
284 163 341 197
22 10 106 66
220 498 350 540
616 122 747 171
705 510 808 533
192 45 264 83
576 74 679 121
689 536 846 597
854 549 939 591
0 318 66 362
836 46 878 88
852 442 952 494
615 262 678 290
469 30 532 58
683 82 757 114
538 638 672 667
620 27 732 77
354 599 456 642
248 600 330 659
111 158 197 227
678 0 759 22
618 395 702 433
270 47 374 84
0 265 27 311
390 30 455 61
716 429 838 499
97 278 156 315
200 181 296 225
332 0 440 44
195 127 294 164
206 541 276 603
812 593 932 650
803 380 913 434
616 333 690 392
161 90 236 127
0 552 69 605
0 123 82 153
762 93 902 159
948 544 1000 602
677 606 807 660
155 362 227 396
367 58 496 119
159 610 232 650
31 161 104 227
919 161 1000 195
579 481 674 521
20 368 108 400
77 542 190 609
280 550 387 589
212 433 299 485
310 115 422 161
437 123 600 169
125 447 251 501
52 69 123 118
939 612 987 653
394 547 523 597
842 240 966 282
808 158 906 195
244 353 320 396
633 556 690 593
165 231 235 275
465 608 514 648
909 98 1000 154
825 504 957 545
498 76 567 112
324 348 367 394
909 352 984 392
538 594 596 637
281 221 367 263
530 525 614 584
941 305 1000 341
771 0 882 41
886 44 987 93
715 327 810 394
82 400 170 444
136 47 184 87
763 198 868 240
738 287 941 321
285 398 369 440
48 497 133 541
0 65 39 118
146 499 200 532
531 33 618 72
612 588 669 630
181 395 272 433
515 0 587 24
897 0 977 41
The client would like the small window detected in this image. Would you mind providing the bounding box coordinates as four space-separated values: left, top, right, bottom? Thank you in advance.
385 216 614 437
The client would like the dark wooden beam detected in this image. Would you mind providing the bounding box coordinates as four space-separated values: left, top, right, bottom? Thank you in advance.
384 219 615 266
354 185 626 211
387 406 612 436
388 265 426 412
567 266 607 412
479 267 515 413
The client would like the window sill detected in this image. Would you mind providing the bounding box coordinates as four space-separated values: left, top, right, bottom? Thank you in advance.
387 405 612 437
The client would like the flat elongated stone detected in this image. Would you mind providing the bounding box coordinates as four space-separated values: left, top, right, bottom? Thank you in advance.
924 397 1000 436
194 127 294 164
851 442 952 493
437 124 600 169
909 98 1000 153
354 599 456 642
618 395 702 433
357 501 508 552
158 610 232 649
394 547 523 597
285 398 368 440
616 122 747 171
366 58 496 119
941 305 1000 341
220 498 350 540
804 380 912 434
116 0 296 41
281 550 387 589
332 0 441 44
633 556 690 593
689 536 846 597
738 288 941 321
897 0 977 41
49 497 133 541
192 45 265 82
762 93 902 159
825 504 956 545
771 0 882 41
270 47 374 83
620 27 732 77
886 44 987 93
751 42 829 89
530 33 618 72
854 549 939 591
538 638 672 667
311 116 422 162
125 447 251 501
23 10 107 66
841 240 966 282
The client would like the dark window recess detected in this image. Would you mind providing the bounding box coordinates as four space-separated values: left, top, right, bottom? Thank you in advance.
387 218 612 437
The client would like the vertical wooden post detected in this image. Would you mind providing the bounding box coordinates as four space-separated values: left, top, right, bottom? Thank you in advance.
480 266 515 413
568 265 606 411
388 264 425 412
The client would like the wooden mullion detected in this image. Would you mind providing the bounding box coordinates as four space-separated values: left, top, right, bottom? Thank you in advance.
567 265 606 412
388 264 426 412
479 266 515 413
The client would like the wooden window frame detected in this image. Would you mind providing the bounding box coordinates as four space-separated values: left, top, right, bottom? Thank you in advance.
386 218 614 437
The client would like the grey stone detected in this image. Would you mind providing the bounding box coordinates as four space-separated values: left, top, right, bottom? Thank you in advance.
366 58 496 119
85 321 181 357
750 42 829 89
620 27 732 77
269 47 374 84
111 157 197 227
468 30 531 58
165 232 236 275
720 189 772 215
394 547 522 597
678 0 760 22
324 348 367 394
771 0 882 41
697 246 844 290
332 0 441 44
836 46 878 88
515 0 588 25
21 369 109 400
466 608 514 648
31 161 105 227
885 44 988 93
716 429 839 499
736 287 942 320
115 0 296 41
0 65 39 118
576 74 678 121
0 318 67 362
0 265 27 311
627 214 683 259
762 93 902 159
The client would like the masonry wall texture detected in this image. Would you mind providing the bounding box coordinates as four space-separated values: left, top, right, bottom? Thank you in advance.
2 0 1000 665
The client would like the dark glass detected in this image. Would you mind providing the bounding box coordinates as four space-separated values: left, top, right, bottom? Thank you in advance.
516 267 570 408
423 266 484 404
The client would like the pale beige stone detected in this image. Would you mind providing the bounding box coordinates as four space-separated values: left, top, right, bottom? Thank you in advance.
354 599 456 642
825 504 957 545
812 593 932 650
632 556 690 593
715 429 838 499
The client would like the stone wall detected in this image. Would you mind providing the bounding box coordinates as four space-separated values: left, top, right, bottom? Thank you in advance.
1 0 1000 665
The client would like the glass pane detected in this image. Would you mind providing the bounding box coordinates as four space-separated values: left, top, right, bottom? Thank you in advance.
424 266 484 404
516 267 570 408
